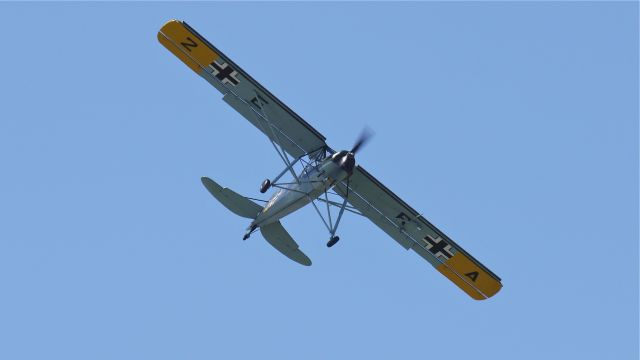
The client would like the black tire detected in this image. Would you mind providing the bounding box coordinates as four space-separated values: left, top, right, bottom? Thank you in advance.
260 179 271 193
327 236 340 248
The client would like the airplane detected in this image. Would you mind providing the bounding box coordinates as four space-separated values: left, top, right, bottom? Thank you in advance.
157 19 502 300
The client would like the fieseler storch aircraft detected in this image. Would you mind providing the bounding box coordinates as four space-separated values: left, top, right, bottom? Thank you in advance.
158 20 502 300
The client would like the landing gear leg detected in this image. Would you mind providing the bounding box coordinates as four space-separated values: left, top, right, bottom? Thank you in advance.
326 178 350 249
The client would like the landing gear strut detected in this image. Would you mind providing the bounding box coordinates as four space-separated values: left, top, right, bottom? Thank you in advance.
260 179 271 193
323 177 350 249
327 236 340 248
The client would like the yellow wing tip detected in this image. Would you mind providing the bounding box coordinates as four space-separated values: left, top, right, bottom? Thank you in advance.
157 19 220 73
437 252 503 300
159 19 182 32
474 282 503 300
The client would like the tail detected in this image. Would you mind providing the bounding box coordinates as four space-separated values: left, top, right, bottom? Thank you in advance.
201 177 262 219
201 177 311 266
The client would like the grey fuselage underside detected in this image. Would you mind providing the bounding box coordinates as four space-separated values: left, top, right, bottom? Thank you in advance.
252 157 349 227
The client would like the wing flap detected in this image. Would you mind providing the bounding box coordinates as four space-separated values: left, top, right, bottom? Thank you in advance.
336 182 415 250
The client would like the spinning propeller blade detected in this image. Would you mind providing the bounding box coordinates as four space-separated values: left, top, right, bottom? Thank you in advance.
350 127 374 154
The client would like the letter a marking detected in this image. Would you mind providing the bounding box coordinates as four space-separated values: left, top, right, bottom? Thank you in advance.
465 271 479 282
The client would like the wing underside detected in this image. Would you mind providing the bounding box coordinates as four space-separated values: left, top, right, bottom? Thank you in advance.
335 166 502 300
157 19 328 159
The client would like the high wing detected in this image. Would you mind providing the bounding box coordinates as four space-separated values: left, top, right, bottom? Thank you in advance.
157 20 328 159
334 166 502 300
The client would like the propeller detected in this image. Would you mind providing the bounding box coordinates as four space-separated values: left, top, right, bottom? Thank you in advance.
333 127 374 174
350 127 374 154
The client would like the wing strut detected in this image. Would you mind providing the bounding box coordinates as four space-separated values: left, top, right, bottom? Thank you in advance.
251 91 302 185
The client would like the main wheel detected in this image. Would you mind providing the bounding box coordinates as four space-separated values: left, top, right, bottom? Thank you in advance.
259 179 271 193
327 236 340 248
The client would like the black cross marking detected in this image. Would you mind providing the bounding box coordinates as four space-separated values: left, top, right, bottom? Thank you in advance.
210 61 239 85
424 235 454 259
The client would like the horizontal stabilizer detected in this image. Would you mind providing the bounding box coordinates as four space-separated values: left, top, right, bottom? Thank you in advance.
260 221 312 266
201 177 262 219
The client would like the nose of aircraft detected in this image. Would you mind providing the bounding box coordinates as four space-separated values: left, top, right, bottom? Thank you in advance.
341 152 356 173
332 127 373 174
331 150 356 174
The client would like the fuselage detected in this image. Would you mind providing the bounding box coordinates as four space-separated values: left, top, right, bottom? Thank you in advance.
251 153 352 227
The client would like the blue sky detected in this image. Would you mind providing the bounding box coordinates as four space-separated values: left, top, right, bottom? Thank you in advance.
0 2 637 359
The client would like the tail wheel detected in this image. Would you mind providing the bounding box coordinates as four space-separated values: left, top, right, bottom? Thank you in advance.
327 236 340 248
